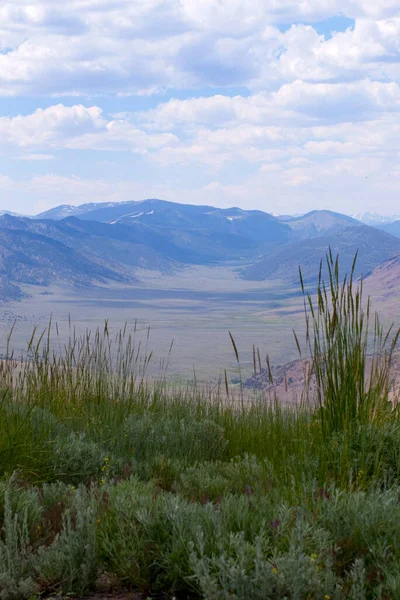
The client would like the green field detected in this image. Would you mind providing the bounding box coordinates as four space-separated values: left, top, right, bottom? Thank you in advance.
1 257 400 599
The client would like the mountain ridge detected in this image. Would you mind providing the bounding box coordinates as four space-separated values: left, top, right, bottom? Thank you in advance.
0 199 398 301
241 225 400 284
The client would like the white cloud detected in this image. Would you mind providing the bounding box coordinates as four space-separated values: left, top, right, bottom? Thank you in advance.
0 2 399 95
2 91 400 184
140 80 400 132
0 104 177 153
0 104 105 146
1 1 400 215
263 19 400 87
130 82 400 170
70 120 178 152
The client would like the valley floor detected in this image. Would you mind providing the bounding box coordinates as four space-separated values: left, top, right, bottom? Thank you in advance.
0 264 304 383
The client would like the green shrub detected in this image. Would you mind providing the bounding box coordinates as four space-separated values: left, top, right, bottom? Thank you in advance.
46 432 105 484
0 491 38 600
33 486 98 595
97 477 159 590
191 532 341 600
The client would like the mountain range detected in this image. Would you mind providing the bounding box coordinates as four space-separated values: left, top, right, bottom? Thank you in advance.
37 204 400 229
36 200 292 260
0 199 399 300
352 212 400 226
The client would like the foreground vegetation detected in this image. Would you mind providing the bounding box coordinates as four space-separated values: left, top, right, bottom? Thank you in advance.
1 254 400 599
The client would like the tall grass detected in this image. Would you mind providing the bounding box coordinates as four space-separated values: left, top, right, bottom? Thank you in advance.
297 249 400 434
1 318 157 406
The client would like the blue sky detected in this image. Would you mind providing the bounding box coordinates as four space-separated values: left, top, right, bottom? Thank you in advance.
0 1 400 216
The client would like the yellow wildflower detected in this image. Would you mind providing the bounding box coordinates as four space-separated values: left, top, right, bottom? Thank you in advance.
101 457 111 474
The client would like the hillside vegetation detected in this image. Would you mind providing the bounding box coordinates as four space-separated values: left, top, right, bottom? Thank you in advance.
1 254 400 599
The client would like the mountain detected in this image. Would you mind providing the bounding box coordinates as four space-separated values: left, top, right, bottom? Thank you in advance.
0 214 186 273
35 199 292 260
0 276 25 302
35 200 366 258
364 253 400 298
286 210 361 240
34 202 130 220
3 196 400 307
242 225 400 284
1 200 399 299
0 220 123 301
0 214 186 300
0 210 23 218
26 216 199 270
377 220 400 239
275 214 299 222
352 212 400 226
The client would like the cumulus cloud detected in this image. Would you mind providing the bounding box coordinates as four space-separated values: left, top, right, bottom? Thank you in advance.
0 104 105 146
0 2 399 95
2 90 400 187
139 80 400 131
3 94 400 215
0 104 177 153
1 1 400 214
262 19 400 87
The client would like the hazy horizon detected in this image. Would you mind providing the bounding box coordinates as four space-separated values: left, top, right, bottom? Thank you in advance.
1 200 400 221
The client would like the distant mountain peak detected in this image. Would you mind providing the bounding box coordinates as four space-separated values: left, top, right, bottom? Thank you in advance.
0 210 24 218
352 212 400 225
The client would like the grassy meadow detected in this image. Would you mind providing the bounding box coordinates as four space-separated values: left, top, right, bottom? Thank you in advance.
1 254 400 599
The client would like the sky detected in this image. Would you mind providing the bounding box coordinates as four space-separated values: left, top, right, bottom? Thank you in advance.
0 1 400 216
